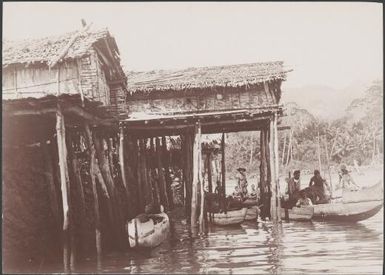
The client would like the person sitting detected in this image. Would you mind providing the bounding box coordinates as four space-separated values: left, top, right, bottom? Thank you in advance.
232 185 243 200
285 170 301 207
339 164 360 191
295 191 313 207
249 184 258 199
308 170 330 204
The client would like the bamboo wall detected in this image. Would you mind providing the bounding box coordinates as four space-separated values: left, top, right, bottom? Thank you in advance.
126 81 281 114
2 50 110 106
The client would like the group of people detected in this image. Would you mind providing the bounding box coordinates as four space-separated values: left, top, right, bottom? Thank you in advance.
284 164 360 208
217 164 360 210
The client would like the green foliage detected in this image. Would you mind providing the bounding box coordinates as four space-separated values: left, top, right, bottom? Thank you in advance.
222 80 383 176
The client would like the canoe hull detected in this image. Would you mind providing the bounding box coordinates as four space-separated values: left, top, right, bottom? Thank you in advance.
210 208 247 226
245 206 259 220
242 198 258 207
313 200 383 222
280 206 314 221
342 181 383 203
127 212 170 248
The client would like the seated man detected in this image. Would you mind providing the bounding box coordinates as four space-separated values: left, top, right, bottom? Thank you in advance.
295 190 313 207
308 170 331 204
284 170 301 207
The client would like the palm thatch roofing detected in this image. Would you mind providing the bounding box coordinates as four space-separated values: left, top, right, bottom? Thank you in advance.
126 61 291 95
2 27 121 68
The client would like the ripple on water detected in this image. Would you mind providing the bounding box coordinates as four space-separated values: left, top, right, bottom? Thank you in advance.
74 209 383 274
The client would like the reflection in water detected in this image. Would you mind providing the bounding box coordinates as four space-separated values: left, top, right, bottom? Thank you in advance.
74 209 382 274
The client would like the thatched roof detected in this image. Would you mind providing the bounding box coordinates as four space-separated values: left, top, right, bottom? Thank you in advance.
2 27 120 67
126 61 291 94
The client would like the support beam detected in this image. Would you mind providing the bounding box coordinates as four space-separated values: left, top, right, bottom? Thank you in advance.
269 113 280 222
119 126 130 202
55 106 71 272
191 122 201 229
221 132 226 210
84 125 102 269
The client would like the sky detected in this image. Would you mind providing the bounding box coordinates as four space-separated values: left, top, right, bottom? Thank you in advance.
3 2 383 90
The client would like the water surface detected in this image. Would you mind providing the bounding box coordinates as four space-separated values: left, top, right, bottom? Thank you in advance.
77 208 383 274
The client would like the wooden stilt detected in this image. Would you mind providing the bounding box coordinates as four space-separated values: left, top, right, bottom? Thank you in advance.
207 152 213 193
259 129 270 219
281 132 287 165
183 133 193 218
119 127 130 201
269 113 280 222
156 137 169 210
162 136 174 210
221 133 226 211
273 113 281 222
41 140 61 233
66 131 87 260
55 106 70 272
198 133 205 234
84 124 102 269
191 123 201 228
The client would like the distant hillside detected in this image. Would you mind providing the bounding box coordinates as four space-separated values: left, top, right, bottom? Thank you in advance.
282 102 316 132
282 82 367 121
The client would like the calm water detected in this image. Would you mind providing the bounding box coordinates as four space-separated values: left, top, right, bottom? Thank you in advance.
74 208 383 274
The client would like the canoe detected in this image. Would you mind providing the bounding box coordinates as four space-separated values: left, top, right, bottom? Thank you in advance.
127 212 170 248
210 208 247 226
280 206 314 221
242 198 258 207
245 206 260 220
313 200 383 222
342 181 383 203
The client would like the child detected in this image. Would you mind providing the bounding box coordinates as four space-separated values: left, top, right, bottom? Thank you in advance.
296 190 313 207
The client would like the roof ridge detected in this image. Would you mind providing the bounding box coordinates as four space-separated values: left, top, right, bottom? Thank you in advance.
3 26 109 46
125 61 285 74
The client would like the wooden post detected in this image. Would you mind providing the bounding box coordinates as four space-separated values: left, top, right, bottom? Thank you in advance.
198 131 205 234
285 129 293 166
317 131 322 174
323 137 333 198
221 133 226 208
41 140 61 233
55 106 70 272
66 131 87 259
183 133 193 219
207 152 213 193
191 123 201 229
260 128 270 220
273 113 281 222
84 124 102 269
281 132 287 165
119 126 130 202
150 138 161 209
269 119 276 222
162 136 174 210
156 137 169 210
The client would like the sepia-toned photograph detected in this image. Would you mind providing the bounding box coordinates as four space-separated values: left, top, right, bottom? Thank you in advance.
2 2 383 274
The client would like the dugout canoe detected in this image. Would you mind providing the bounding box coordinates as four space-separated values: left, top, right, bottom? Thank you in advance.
280 206 314 221
341 181 383 203
242 198 258 207
210 208 247 226
245 206 260 220
127 211 170 248
312 200 383 222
